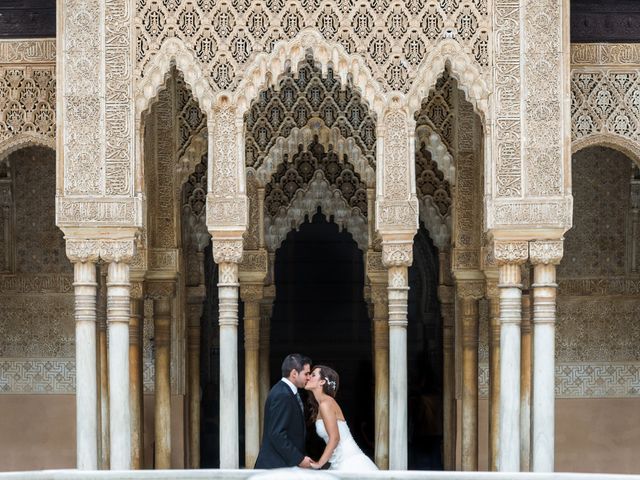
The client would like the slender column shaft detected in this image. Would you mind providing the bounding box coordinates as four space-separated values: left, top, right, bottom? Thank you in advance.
129 296 144 469
97 266 110 470
438 253 456 470
488 291 501 471
219 262 240 468
388 266 409 470
372 284 389 469
532 263 557 472
520 292 532 472
461 296 479 471
154 295 172 469
497 263 522 472
74 261 98 470
187 301 203 469
242 289 261 468
107 261 132 470
259 300 273 436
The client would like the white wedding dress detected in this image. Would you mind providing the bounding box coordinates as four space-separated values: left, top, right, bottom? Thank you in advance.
315 419 379 471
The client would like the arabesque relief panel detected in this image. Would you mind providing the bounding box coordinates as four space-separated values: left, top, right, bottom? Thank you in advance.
136 0 490 93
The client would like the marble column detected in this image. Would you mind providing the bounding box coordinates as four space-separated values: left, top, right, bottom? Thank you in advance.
259 294 274 435
495 241 528 472
187 284 205 469
371 282 389 469
486 276 500 472
72 257 99 470
520 287 532 472
129 285 145 469
458 280 483 471
438 252 456 470
382 242 412 470
213 239 243 469
241 283 263 468
107 258 133 470
97 264 110 470
151 284 174 469
530 241 562 472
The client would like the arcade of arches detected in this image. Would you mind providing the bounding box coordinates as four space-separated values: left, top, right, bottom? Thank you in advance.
0 2 639 476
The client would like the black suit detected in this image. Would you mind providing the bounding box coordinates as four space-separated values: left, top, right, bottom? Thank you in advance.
255 380 306 468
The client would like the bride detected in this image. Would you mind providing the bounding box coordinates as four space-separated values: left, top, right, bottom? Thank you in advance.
304 365 378 471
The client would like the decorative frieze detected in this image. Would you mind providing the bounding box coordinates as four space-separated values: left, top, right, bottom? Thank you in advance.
0 39 56 64
571 43 640 66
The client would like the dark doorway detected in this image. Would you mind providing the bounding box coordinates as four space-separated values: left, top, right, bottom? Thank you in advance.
270 209 375 460
407 223 443 470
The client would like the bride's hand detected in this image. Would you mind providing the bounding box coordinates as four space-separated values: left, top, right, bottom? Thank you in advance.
309 460 322 470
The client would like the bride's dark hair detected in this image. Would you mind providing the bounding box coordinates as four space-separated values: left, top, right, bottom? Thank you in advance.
306 365 340 422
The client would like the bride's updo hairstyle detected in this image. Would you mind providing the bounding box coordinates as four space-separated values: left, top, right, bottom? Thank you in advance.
306 365 340 423
316 365 340 398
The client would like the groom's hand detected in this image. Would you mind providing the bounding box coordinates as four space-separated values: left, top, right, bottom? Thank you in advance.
298 456 312 468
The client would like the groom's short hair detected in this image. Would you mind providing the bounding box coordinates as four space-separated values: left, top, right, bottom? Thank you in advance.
281 353 312 378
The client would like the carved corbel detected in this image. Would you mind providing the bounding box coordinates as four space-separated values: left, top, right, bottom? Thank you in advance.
529 240 563 266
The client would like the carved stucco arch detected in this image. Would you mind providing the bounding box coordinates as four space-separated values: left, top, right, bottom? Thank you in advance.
176 130 207 196
264 170 368 252
232 28 387 119
135 37 216 120
572 133 640 168
249 117 376 188
0 133 56 163
406 40 490 121
415 125 455 186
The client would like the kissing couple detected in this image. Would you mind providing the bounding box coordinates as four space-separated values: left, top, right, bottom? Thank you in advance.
254 353 378 472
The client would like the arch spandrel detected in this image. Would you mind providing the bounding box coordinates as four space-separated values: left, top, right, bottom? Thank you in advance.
136 38 216 120
406 40 490 122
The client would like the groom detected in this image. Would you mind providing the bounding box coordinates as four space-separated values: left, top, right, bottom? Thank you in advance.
255 353 312 469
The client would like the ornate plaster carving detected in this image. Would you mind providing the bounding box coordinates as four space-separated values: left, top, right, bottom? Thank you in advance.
66 239 136 264
137 2 489 96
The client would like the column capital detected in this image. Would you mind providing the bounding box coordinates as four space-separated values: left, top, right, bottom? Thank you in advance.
529 240 563 265
456 280 485 300
212 238 243 265
240 283 264 303
493 240 528 265
381 241 413 267
146 280 176 300
66 239 100 263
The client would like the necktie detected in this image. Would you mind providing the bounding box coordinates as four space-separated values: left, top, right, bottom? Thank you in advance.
295 392 304 414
